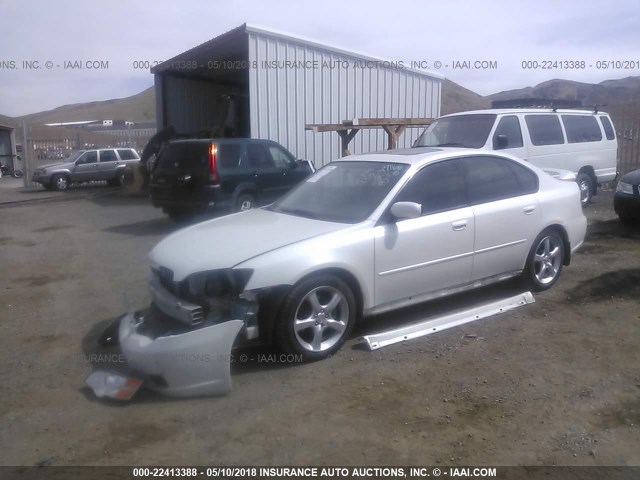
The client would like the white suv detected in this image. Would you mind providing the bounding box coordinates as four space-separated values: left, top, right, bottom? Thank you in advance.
414 109 618 205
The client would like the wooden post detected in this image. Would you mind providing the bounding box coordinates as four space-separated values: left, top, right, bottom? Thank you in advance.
382 125 407 150
337 129 358 156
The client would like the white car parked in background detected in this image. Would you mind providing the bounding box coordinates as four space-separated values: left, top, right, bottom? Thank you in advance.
118 147 586 396
413 109 618 206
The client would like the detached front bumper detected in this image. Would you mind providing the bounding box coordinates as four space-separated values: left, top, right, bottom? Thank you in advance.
118 311 244 397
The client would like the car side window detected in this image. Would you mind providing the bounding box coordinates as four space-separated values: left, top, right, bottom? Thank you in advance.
561 115 602 143
247 144 274 169
525 115 565 146
117 149 138 160
218 144 242 169
395 159 467 215
493 115 523 149
599 116 616 140
267 145 294 169
77 151 97 164
464 156 530 204
99 150 117 162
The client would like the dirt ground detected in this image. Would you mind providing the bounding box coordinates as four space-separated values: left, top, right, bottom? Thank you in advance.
0 185 639 467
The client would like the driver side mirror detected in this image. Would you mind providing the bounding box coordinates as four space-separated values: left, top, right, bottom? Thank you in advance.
390 201 422 220
493 134 508 150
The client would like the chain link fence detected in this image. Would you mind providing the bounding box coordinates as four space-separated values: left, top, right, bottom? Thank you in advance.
19 124 154 186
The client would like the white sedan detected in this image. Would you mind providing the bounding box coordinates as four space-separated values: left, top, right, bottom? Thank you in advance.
117 147 586 396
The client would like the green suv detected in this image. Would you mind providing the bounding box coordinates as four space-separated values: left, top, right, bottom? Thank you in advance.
150 138 315 220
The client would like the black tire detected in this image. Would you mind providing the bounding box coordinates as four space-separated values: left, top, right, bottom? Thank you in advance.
107 171 126 187
618 214 637 225
12 170 23 178
51 174 69 191
275 274 356 361
235 192 256 212
523 228 565 292
576 173 594 207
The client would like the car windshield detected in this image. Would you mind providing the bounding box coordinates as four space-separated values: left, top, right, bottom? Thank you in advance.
413 114 497 148
270 161 409 223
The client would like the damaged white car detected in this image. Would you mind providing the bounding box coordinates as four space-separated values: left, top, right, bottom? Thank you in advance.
113 147 586 397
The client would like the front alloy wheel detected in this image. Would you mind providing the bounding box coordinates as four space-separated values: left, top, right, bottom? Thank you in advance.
277 275 356 360
52 174 69 191
525 230 564 291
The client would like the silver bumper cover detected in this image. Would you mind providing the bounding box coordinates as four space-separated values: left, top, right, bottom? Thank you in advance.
118 312 243 397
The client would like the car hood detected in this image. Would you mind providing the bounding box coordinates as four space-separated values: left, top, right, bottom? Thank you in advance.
542 168 576 181
149 208 347 281
620 169 640 184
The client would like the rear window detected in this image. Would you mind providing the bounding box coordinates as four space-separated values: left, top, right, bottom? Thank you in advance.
525 115 565 146
156 142 208 171
561 115 602 143
117 149 138 160
599 116 616 140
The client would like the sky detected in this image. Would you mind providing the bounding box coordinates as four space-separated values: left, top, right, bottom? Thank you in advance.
1 0 639 117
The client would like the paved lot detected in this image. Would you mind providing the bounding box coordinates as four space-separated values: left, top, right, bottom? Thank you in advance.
0 186 639 466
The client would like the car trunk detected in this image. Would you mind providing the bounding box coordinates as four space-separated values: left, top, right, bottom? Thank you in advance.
151 140 212 205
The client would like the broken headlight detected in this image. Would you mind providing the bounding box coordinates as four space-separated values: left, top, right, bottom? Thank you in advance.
185 269 253 301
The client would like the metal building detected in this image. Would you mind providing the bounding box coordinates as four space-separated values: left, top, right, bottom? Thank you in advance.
152 24 443 166
0 123 17 170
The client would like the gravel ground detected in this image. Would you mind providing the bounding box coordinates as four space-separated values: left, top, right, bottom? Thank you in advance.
0 188 638 467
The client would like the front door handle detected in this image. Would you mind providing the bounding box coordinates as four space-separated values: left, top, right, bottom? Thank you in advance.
523 205 536 215
452 220 468 231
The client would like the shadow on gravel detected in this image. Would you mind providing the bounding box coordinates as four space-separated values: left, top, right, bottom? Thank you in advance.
102 218 177 237
586 219 640 241
89 191 152 208
566 268 640 304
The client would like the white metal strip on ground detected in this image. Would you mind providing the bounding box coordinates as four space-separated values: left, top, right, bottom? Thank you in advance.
362 291 535 351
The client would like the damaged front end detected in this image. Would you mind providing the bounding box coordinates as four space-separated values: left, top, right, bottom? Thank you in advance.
101 267 260 398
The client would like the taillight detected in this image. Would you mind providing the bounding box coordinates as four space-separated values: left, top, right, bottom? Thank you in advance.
208 144 219 184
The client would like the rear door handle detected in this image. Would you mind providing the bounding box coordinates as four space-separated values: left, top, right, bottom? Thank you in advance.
452 220 468 231
523 205 536 215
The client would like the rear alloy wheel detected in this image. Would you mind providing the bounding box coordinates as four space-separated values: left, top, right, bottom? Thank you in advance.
277 275 356 361
107 172 126 187
236 193 256 212
52 174 69 191
524 229 565 291
576 173 593 207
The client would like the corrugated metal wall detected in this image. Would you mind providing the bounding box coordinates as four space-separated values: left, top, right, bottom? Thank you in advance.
159 76 243 134
247 33 441 167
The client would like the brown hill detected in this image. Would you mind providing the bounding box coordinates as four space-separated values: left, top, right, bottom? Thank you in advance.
18 86 155 125
488 77 640 112
0 113 17 128
3 76 639 130
441 79 491 114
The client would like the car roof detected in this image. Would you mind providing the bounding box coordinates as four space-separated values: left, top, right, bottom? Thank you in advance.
441 108 608 117
333 147 510 166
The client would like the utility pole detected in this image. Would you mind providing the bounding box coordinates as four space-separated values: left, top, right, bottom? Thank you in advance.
21 120 28 187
